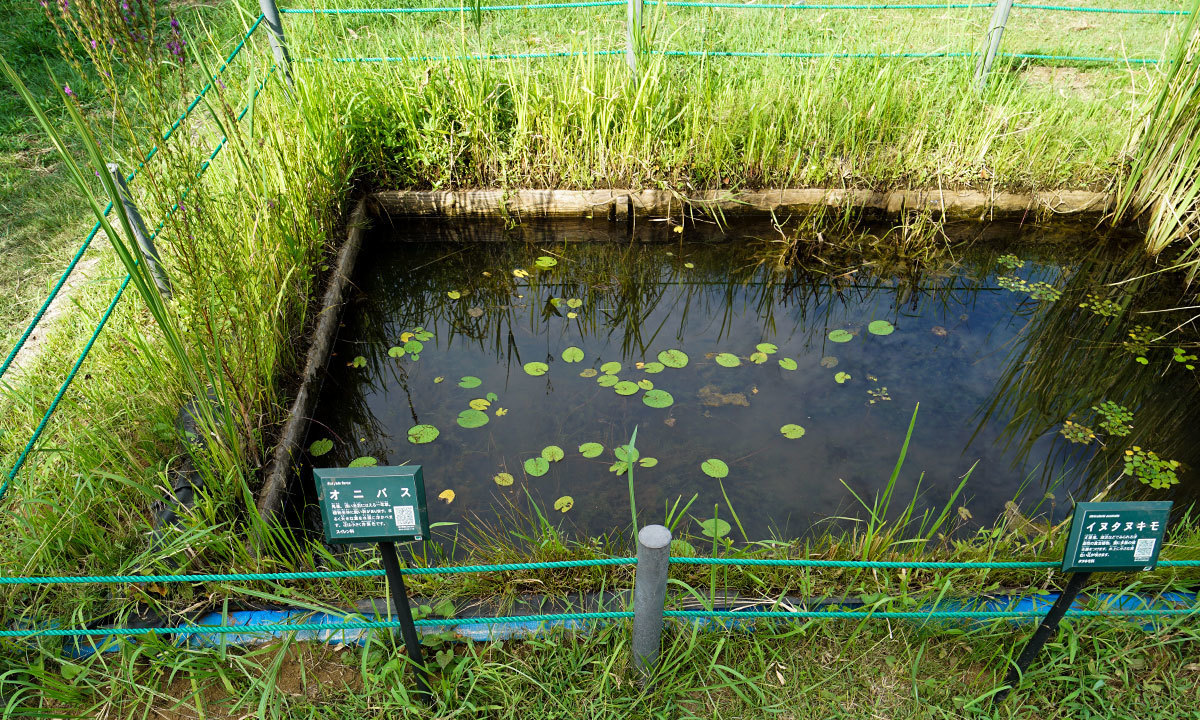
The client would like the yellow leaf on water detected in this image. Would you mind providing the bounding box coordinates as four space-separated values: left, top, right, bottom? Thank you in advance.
469 398 491 410
495 407 508 416
513 269 530 279
400 332 415 342
438 489 455 504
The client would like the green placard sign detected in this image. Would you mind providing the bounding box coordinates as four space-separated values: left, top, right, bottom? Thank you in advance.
1062 501 1171 573
315 465 429 544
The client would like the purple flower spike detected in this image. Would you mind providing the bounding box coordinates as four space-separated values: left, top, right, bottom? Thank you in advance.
63 84 74 97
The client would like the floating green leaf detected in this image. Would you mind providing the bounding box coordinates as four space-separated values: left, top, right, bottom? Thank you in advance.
456 409 490 428
309 438 333 456
637 379 654 391
609 460 629 475
699 518 731 539
387 346 406 359
657 349 689 369
755 342 778 355
410 353 421 361
615 445 640 463
835 372 851 384
780 424 806 439
779 357 798 371
553 495 574 512
523 362 549 376
701 458 729 478
542 445 565 462
524 457 550 477
535 256 558 268
458 376 482 389
579 442 604 458
403 340 424 354
683 262 695 269
715 353 741 368
562 346 585 363
493 472 514 487
828 329 853 343
642 389 674 409
597 374 620 387
348 456 377 468
749 351 768 364
868 320 895 336
614 381 639 396
549 297 563 307
579 368 598 378
642 362 665 374
638 457 658 468
566 298 583 309
447 290 461 300
486 392 498 403
600 361 622 375
434 376 445 383
351 356 367 368
407 424 440 444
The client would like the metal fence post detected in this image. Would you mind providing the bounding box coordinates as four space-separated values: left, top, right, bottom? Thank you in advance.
105 164 172 300
632 524 671 678
975 0 1015 88
259 0 295 86
625 0 644 72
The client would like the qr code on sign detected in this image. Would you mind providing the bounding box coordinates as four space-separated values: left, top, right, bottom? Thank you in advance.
394 505 416 531
1134 538 1156 562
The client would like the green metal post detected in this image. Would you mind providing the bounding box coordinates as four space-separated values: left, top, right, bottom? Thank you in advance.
105 163 172 300
626 0 644 72
975 0 1015 88
259 0 294 86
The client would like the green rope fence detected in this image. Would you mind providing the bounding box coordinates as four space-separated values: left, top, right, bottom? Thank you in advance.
279 2 1190 12
671 557 1200 568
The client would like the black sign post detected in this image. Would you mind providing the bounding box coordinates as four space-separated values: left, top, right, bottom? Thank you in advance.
315 465 432 701
997 500 1171 703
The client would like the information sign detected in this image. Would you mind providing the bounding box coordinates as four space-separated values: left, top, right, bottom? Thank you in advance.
315 465 429 544
1061 501 1171 573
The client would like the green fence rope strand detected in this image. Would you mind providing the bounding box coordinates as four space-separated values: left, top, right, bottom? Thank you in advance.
652 1 996 8
1011 3 1189 14
0 16 264 383
671 558 1200 568
664 607 1200 620
0 612 635 639
281 2 623 12
655 49 1158 62
297 50 623 62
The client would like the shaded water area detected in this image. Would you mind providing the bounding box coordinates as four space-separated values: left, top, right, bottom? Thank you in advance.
303 219 1200 543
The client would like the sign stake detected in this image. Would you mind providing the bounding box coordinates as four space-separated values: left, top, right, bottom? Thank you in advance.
996 570 1091 702
380 541 432 701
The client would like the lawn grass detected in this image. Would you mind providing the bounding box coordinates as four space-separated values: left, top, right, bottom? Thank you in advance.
0 3 1197 714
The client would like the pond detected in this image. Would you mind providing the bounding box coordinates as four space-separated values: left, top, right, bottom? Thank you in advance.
302 218 1199 543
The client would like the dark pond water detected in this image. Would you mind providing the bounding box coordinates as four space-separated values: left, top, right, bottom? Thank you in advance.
303 219 1199 543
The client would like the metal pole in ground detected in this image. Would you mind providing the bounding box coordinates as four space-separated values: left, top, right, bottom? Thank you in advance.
996 571 1092 702
632 524 672 679
259 0 295 86
105 163 172 300
974 0 1015 88
626 0 644 72
379 541 433 701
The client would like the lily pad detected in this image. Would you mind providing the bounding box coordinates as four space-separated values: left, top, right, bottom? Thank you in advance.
835 372 851 384
351 356 367 368
468 398 491 411
684 262 695 269
780 424 806 439
638 457 658 468
609 460 629 475
715 353 741 368
309 438 333 456
434 376 445 383
494 472 514 487
468 307 484 318
779 357 798 371
413 328 433 342
701 458 729 478
755 342 778 354
459 376 482 389
699 518 731 539
438 489 455 504
657 349 689 369
579 368 598 378
513 268 530 279
457 409 490 428
535 256 558 268
597 374 620 387
579 442 604 458
637 379 654 391
349 456 377 468
403 339 425 354
820 356 839 368
524 457 550 477
408 424 440 444
566 298 583 309
447 290 461 300
523 362 549 376
600 361 622 375
562 346 585 363
868 320 895 336
387 346 406 359
614 381 639 396
749 351 769 364
542 445 565 462
615 445 641 463
566 312 578 319
643 362 665 374
553 495 574 512
642 389 674 409
828 329 853 343
486 392 498 402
